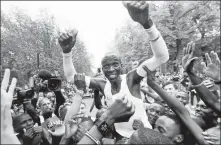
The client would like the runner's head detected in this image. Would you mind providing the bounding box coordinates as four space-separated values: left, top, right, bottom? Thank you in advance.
101 52 122 82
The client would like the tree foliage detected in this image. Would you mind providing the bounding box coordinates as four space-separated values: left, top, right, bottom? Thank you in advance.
1 7 93 87
113 1 220 73
113 20 152 73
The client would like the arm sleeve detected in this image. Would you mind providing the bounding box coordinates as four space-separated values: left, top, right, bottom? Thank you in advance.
62 51 76 83
137 23 169 77
63 52 91 88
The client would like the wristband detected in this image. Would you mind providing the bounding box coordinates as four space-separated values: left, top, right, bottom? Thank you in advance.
62 51 72 57
85 131 101 145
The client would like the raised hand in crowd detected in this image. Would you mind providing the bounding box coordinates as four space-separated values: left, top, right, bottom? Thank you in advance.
142 65 208 145
182 42 221 117
202 127 221 145
58 29 78 53
122 1 152 28
22 128 35 145
59 112 85 144
1 69 20 144
182 41 198 73
64 115 81 138
201 51 220 82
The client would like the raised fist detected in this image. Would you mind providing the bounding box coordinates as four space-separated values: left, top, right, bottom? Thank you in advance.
123 1 151 27
58 29 78 53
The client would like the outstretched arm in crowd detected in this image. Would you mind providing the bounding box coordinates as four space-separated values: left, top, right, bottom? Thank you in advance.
182 42 221 117
64 90 84 122
140 87 162 102
1 69 20 144
122 1 169 79
54 90 66 117
142 66 208 145
23 100 41 126
60 29 106 91
60 90 85 144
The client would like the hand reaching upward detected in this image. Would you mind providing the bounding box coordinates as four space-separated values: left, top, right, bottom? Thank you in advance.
201 51 220 81
123 1 152 28
1 69 20 144
58 29 78 53
182 41 198 72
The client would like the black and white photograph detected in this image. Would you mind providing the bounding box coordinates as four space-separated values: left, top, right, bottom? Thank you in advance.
1 1 220 145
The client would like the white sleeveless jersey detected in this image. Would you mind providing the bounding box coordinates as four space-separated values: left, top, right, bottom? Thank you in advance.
104 74 152 138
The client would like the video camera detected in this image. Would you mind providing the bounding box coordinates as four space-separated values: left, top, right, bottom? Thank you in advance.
12 88 35 105
47 77 61 91
33 70 61 92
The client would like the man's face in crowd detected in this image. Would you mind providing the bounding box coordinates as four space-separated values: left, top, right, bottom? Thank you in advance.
164 84 176 96
195 100 216 120
146 103 165 126
102 55 121 83
41 98 53 114
19 114 34 131
154 116 183 143
175 91 189 106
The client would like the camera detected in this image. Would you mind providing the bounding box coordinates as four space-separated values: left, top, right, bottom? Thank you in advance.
47 77 61 91
33 70 62 92
13 88 34 104
34 77 61 92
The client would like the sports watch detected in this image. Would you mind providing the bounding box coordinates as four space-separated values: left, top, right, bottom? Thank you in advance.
94 118 111 136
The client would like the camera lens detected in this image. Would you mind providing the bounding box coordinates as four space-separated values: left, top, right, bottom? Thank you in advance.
48 78 61 91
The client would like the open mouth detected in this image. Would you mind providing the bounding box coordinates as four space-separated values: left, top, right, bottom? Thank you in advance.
108 74 117 79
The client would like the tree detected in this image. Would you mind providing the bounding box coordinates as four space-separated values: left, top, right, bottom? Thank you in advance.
1 7 93 87
151 1 220 73
113 19 152 73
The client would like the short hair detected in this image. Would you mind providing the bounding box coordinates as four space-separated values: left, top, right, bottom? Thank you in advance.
101 52 121 66
137 127 174 144
13 113 32 132
164 113 187 135
162 81 178 90
37 97 51 108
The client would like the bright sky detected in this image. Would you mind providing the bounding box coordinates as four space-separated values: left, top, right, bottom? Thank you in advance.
1 1 164 72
